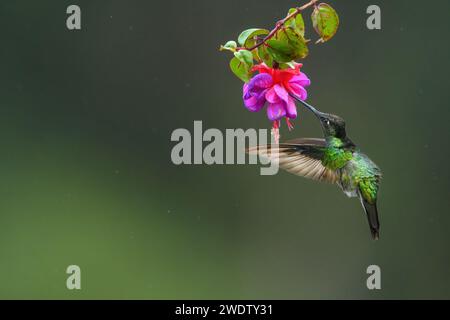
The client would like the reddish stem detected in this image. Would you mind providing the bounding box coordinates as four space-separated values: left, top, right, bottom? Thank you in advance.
241 0 319 52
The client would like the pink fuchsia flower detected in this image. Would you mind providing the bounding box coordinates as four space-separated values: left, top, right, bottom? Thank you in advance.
243 63 311 138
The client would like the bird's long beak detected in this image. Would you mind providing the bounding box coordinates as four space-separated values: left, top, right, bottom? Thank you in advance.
291 95 324 119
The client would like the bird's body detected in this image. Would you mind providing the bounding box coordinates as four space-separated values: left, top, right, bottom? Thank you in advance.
323 136 381 202
248 100 382 240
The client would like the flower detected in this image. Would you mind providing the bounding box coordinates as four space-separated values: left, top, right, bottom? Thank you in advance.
243 63 311 124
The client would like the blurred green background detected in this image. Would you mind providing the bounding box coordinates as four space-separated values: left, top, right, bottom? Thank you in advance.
0 0 449 299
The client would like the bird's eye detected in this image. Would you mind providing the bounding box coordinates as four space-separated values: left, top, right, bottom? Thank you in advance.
326 120 330 125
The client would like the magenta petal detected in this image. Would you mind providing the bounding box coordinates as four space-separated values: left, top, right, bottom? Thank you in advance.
248 73 273 90
243 74 272 100
289 73 311 87
243 83 256 107
267 102 286 121
243 74 273 112
286 96 297 119
273 84 289 104
246 100 266 112
288 82 308 101
245 91 267 112
244 95 258 107
265 87 281 104
243 83 250 96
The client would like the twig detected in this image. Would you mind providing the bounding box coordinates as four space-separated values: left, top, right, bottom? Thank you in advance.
242 0 319 51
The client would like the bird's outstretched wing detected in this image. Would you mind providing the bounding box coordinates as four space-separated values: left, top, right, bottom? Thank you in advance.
247 138 338 184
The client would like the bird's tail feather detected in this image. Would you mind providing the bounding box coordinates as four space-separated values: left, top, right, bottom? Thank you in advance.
359 194 380 240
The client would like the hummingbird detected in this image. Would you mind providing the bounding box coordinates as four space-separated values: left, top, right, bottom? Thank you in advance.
248 99 382 240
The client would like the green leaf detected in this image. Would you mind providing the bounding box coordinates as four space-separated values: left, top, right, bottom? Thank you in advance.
266 39 295 63
238 28 270 47
234 50 254 65
220 41 237 52
266 28 309 63
311 3 339 42
284 27 309 59
230 57 252 82
285 8 305 37
257 45 273 67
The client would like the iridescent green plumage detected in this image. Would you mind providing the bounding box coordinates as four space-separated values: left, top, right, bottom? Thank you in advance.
322 137 353 170
349 153 381 204
297 100 382 240
249 100 383 240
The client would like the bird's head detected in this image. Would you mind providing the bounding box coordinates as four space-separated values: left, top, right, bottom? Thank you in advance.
297 99 347 139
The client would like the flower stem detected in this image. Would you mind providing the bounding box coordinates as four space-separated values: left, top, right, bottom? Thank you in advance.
244 0 319 51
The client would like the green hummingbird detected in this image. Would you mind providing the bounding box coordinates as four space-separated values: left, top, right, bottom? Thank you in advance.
249 99 382 240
